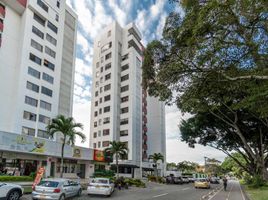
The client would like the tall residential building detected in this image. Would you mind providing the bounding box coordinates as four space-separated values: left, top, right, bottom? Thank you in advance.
0 0 77 141
90 21 166 178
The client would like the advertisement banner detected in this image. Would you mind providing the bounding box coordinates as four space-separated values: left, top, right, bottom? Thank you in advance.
32 167 45 189
93 150 105 162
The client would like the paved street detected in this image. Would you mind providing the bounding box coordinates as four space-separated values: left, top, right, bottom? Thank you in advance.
21 182 221 200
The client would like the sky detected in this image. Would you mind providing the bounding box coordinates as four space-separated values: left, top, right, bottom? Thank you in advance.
66 0 226 165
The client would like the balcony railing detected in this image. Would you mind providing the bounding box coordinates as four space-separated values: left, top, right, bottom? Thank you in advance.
0 21 3 32
0 6 5 18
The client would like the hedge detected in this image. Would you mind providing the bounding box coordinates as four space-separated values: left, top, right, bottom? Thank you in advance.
0 176 34 182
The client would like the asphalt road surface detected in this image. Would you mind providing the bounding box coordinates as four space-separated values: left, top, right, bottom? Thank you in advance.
22 182 222 200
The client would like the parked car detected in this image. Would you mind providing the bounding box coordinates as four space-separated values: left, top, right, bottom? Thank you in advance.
182 177 190 183
87 178 115 197
174 177 183 184
210 177 220 184
32 178 82 200
0 182 24 200
188 177 195 183
194 178 210 189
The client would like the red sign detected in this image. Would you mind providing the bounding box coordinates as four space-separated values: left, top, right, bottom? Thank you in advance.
32 167 45 189
93 150 105 162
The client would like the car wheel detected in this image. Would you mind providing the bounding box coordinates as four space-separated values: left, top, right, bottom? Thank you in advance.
77 189 82 197
59 194 65 200
7 189 21 200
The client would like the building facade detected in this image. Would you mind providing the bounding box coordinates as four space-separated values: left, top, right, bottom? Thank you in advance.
90 21 166 178
0 0 95 178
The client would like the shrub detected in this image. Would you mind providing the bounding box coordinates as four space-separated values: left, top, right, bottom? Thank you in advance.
148 175 157 182
0 176 33 182
29 172 36 179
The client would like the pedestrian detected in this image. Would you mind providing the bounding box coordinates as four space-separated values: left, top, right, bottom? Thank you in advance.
223 177 228 191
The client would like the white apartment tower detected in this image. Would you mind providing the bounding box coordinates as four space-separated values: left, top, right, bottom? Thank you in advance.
90 22 166 178
0 0 77 141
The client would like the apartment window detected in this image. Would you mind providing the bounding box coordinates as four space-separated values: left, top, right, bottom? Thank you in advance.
98 119 102 125
105 73 111 81
95 91 98 97
93 132 97 138
94 121 97 127
38 129 50 139
33 13 45 26
47 21 58 34
56 0 60 8
94 111 98 117
31 39 43 52
39 114 50 124
98 131 101 137
25 96 38 107
99 108 102 114
100 87 103 93
100 67 103 73
105 63 111 70
95 101 98 106
120 118 128 125
42 73 54 84
107 30 111 37
105 53 112 60
43 59 55 71
103 129 110 136
40 100 51 111
120 130 128 137
101 57 104 63
104 106 110 113
104 84 111 91
32 26 44 39
101 42 112 53
104 95 111 102
103 117 110 124
29 53 41 65
28 67 40 79
22 127 35 136
95 81 99 88
122 54 128 61
98 142 101 148
23 111 37 121
37 0 48 12
96 71 100 78
121 74 129 82
45 46 56 58
99 98 102 104
121 96 129 103
102 141 110 147
55 14 59 22
27 81 39 93
93 143 96 148
100 77 103 83
46 34 57 46
41 86 53 97
121 85 129 92
121 107 129 114
121 64 129 71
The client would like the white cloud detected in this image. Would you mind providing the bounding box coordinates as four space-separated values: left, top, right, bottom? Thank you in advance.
75 58 92 76
77 32 90 55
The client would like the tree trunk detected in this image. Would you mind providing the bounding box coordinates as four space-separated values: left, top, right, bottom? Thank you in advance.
60 136 66 178
116 153 119 178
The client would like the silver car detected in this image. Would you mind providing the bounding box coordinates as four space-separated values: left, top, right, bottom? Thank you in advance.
0 182 24 200
32 178 82 200
87 178 115 197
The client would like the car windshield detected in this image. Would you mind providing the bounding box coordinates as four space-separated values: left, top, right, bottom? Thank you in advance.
198 179 207 182
91 179 108 184
0 183 6 187
38 181 59 187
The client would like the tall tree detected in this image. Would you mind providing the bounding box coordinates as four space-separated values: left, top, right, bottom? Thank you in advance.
142 0 268 180
104 141 128 178
47 115 85 178
149 153 164 176
177 161 198 173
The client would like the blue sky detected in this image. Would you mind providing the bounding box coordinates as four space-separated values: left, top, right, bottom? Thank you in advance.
66 0 226 164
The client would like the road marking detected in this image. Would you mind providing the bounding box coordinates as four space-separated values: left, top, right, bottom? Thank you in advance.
152 193 168 198
226 183 235 200
239 183 246 200
182 187 190 190
207 186 223 200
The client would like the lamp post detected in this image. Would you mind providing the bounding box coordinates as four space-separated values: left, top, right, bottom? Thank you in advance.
204 156 208 174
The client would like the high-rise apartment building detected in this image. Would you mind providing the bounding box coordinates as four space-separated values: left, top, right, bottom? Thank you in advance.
0 0 77 141
90 22 166 178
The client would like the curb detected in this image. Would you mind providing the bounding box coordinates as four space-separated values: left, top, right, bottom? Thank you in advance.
240 185 251 200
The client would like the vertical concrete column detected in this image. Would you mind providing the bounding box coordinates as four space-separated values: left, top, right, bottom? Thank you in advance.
45 157 51 178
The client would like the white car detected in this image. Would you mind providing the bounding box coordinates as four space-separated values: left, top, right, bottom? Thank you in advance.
0 182 24 200
87 178 114 197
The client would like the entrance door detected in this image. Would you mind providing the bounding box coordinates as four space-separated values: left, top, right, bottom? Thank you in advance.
79 164 85 178
50 162 55 177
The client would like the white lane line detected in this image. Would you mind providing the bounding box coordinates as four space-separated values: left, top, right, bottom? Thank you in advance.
152 193 168 198
226 183 235 200
239 183 246 200
207 187 223 200
182 187 190 190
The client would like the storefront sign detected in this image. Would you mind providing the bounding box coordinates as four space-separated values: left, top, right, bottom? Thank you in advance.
93 150 105 162
73 147 81 158
32 167 45 189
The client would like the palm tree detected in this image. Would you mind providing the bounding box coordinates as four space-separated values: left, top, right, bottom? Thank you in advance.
104 141 128 178
149 153 164 177
47 115 86 178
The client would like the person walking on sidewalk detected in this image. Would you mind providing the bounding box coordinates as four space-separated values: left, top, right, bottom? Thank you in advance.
223 177 228 191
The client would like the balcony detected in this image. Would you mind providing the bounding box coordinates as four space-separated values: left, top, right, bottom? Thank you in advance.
128 34 142 55
17 0 27 7
143 134 147 141
0 6 5 18
143 126 147 132
143 116 147 123
1 0 26 15
143 144 148 150
0 20 3 32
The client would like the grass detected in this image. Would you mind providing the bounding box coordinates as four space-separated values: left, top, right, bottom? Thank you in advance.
244 185 268 200
23 186 32 194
